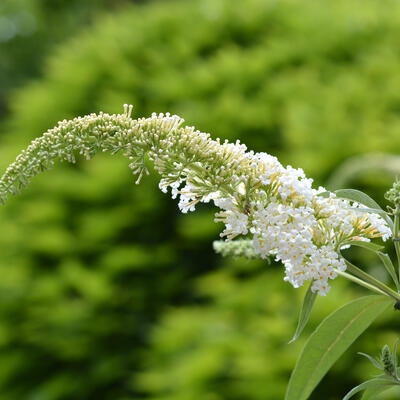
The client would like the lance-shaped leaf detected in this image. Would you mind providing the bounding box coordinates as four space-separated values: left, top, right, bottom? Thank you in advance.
343 377 399 400
285 295 391 400
335 189 385 212
289 281 317 343
393 339 399 379
335 189 394 230
358 352 383 370
346 240 384 252
377 253 400 291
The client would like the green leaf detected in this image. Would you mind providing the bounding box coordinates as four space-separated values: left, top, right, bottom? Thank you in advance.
335 189 384 211
342 258 400 300
343 241 399 290
358 352 383 370
289 281 317 343
377 253 400 291
362 371 400 399
335 189 394 229
285 295 391 400
393 339 399 379
346 240 384 252
343 378 398 400
361 385 394 400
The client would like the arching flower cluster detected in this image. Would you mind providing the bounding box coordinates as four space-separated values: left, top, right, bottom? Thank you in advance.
0 106 391 295
163 151 391 295
152 128 391 297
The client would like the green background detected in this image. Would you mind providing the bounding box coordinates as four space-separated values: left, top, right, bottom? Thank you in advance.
0 0 400 398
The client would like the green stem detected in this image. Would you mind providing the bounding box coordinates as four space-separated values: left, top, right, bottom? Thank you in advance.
343 259 400 302
334 269 387 296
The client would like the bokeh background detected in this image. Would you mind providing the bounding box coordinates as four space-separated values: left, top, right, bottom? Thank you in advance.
0 0 400 399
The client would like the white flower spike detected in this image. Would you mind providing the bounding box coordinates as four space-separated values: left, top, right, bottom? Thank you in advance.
0 106 391 295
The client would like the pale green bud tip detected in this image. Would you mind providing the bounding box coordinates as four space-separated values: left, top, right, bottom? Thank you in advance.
381 345 395 376
123 104 133 118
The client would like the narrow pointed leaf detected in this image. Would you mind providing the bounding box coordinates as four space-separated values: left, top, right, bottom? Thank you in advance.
343 378 397 400
342 258 400 301
358 352 383 370
289 281 317 343
335 189 393 229
335 189 384 211
393 339 399 378
347 240 384 252
377 253 400 291
343 241 399 290
285 295 391 400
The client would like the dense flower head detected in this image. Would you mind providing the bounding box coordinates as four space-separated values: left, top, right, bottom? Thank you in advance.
0 106 391 295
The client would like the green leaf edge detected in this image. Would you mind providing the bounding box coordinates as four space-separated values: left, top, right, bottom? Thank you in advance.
343 377 398 400
289 281 317 343
393 339 399 379
358 352 383 370
377 252 400 291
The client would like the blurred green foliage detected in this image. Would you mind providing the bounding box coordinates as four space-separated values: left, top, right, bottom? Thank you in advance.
0 0 131 116
1 0 400 399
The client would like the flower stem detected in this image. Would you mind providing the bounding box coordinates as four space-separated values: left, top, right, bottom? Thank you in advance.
342 258 400 302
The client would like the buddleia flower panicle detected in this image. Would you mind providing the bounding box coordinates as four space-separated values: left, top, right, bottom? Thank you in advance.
0 105 391 296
